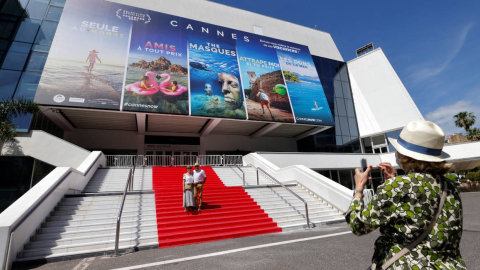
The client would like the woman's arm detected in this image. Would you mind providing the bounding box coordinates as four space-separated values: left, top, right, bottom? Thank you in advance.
346 168 399 236
96 55 101 63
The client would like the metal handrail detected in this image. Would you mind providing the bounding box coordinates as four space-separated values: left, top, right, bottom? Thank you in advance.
115 154 138 256
256 167 310 229
229 165 245 186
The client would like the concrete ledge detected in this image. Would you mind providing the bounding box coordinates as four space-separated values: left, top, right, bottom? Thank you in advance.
242 184 297 189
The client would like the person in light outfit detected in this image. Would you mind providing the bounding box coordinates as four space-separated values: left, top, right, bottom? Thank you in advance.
183 165 195 211
192 163 207 211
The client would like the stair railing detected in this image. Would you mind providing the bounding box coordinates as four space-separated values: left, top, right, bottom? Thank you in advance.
115 154 138 255
256 167 310 229
229 165 245 186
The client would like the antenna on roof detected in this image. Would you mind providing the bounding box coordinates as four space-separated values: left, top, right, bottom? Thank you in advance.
314 25 317 29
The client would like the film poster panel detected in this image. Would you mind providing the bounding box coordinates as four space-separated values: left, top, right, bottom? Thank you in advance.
236 37 294 123
35 0 132 110
277 45 334 125
123 13 189 114
188 30 246 120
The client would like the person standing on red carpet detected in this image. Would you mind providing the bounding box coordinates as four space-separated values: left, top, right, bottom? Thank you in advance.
193 163 207 211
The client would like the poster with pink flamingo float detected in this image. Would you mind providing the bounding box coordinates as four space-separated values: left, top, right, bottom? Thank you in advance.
122 13 189 114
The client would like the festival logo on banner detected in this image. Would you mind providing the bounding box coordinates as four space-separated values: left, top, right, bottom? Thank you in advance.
188 32 246 119
35 0 132 110
236 38 295 123
122 13 189 114
277 48 334 125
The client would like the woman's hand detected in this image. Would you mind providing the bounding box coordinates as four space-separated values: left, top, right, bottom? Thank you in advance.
377 162 396 182
354 166 372 192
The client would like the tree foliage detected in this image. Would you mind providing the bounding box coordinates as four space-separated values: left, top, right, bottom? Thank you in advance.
466 172 476 180
453 111 476 133
0 98 40 143
282 71 299 82
445 174 458 182
466 127 480 141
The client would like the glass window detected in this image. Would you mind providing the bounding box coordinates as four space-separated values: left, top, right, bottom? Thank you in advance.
1 0 28 16
13 71 41 100
342 136 351 145
26 52 47 71
339 66 348 82
348 117 359 137
339 116 350 136
331 170 339 182
50 0 67 7
333 79 343 98
330 60 341 78
34 21 58 45
381 147 388 153
372 134 386 146
336 136 342 146
335 116 341 136
14 18 41 43
374 148 381 154
31 159 55 187
0 20 16 39
345 98 355 117
45 6 62 21
342 81 352 99
339 170 353 189
321 58 332 78
12 113 33 132
312 56 323 78
350 139 361 153
2 42 32 70
0 70 21 100
0 40 9 59
25 0 49 19
335 98 347 117
362 138 373 153
32 44 50 52
320 77 334 97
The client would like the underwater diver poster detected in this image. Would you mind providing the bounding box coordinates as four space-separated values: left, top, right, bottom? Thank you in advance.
123 12 189 115
236 38 295 123
188 33 246 119
277 48 335 125
35 0 132 110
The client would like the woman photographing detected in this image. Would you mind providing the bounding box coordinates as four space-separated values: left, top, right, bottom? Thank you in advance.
346 121 466 269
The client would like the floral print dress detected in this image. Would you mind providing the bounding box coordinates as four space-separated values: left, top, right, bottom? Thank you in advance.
345 172 467 270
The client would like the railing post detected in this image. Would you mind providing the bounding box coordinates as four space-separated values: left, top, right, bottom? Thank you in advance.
256 169 259 186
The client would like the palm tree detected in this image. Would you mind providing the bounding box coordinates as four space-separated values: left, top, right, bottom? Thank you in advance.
0 98 40 143
467 127 480 141
453 111 476 133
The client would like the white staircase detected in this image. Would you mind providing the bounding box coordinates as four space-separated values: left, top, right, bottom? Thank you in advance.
16 168 157 262
83 168 153 192
213 166 273 186
245 185 344 230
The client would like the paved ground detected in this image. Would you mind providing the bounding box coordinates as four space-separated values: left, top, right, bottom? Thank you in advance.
14 192 480 270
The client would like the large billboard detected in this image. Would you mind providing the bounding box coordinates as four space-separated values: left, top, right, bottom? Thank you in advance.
35 0 334 125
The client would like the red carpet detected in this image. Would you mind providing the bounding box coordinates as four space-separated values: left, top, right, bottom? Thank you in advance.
153 166 281 248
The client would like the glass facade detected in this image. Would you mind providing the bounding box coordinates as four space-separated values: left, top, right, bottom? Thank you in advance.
0 0 64 130
297 56 361 153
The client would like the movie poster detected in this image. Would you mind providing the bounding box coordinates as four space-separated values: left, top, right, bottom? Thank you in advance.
237 38 295 123
35 0 334 126
277 49 334 125
35 0 131 110
123 13 189 114
188 33 246 119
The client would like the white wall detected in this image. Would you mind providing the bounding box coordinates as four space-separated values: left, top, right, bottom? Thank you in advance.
108 0 343 61
63 129 297 155
200 135 297 155
1 130 91 169
348 48 424 137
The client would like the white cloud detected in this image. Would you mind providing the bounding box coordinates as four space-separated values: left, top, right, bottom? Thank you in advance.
425 100 480 136
409 22 474 84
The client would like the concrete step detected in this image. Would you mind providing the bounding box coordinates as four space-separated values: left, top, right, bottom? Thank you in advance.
40 216 157 232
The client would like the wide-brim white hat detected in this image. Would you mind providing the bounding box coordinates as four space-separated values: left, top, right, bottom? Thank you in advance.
388 120 450 162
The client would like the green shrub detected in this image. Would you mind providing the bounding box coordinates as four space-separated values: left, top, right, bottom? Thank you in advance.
474 171 480 181
466 172 476 180
445 174 458 182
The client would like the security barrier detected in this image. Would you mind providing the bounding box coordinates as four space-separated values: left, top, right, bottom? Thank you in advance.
105 155 243 167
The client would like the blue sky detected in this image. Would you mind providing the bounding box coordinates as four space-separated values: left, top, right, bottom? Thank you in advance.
211 0 480 136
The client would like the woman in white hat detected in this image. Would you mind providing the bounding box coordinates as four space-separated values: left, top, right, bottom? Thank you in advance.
346 121 466 270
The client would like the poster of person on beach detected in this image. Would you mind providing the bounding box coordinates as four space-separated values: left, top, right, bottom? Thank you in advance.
188 34 246 119
277 49 334 125
122 13 189 114
34 0 131 110
237 38 295 123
